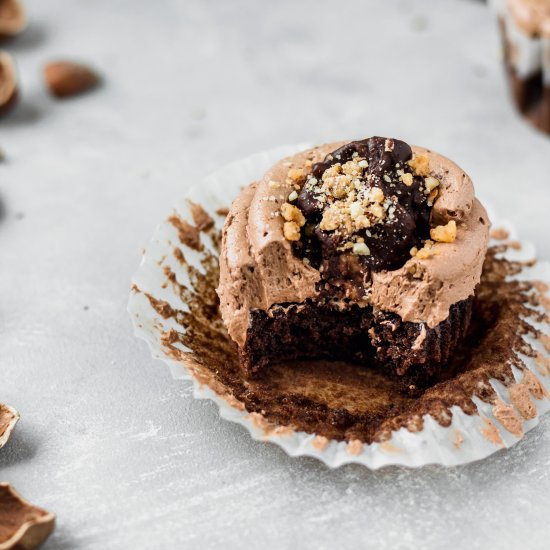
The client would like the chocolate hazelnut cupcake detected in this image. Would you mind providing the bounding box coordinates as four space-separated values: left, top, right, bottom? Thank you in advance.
217 137 490 393
491 0 550 133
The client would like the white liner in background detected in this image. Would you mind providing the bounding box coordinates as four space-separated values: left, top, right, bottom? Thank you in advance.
128 144 550 469
490 0 550 83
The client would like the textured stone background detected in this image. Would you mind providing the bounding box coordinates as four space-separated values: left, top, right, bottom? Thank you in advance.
2 0 550 548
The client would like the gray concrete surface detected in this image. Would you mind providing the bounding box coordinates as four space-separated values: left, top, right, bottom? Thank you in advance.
2 0 550 548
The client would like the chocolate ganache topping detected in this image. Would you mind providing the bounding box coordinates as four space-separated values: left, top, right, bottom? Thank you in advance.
292 137 436 298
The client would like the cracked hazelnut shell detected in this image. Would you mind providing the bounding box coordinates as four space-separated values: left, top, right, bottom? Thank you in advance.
0 483 55 550
0 51 17 117
0 403 18 449
0 0 26 40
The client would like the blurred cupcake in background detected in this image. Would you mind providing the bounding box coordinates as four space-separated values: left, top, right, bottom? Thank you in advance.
491 0 550 133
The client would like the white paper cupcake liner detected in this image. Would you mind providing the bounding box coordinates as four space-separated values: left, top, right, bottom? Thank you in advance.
490 0 550 83
128 144 550 469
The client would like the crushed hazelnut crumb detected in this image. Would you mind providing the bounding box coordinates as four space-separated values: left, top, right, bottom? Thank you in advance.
415 240 435 259
281 203 305 226
400 172 413 186
430 220 457 243
408 154 430 177
353 242 371 255
283 221 301 241
287 168 305 182
424 176 440 192
288 190 298 202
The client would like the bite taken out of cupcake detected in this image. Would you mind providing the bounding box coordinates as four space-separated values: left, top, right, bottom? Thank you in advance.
217 137 490 394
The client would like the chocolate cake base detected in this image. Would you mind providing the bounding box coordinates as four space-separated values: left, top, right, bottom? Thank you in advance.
241 298 473 394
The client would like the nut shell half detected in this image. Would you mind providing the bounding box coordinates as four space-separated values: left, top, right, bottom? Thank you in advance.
0 403 18 449
0 50 17 116
0 0 26 40
0 483 55 550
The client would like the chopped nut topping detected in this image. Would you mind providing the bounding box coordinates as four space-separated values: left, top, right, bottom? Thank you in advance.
430 220 457 243
415 239 435 259
353 242 371 255
408 154 430 176
287 168 305 182
281 203 305 226
342 161 362 177
424 176 440 191
369 202 385 219
288 190 298 202
399 171 413 186
349 201 364 219
283 221 301 241
370 187 384 203
320 205 340 231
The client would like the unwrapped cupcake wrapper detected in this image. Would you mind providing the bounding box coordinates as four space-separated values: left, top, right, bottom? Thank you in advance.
129 144 550 469
490 0 550 133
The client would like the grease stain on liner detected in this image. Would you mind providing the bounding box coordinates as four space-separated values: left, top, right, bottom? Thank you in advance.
128 145 550 469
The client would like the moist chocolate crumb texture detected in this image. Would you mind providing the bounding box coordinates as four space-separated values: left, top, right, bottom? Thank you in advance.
217 137 490 392
491 0 550 134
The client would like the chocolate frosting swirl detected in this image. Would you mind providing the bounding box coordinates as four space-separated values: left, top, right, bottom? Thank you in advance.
217 140 490 347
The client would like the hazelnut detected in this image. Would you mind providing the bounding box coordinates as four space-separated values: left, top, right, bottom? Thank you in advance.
44 61 99 98
0 0 26 40
0 50 17 117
